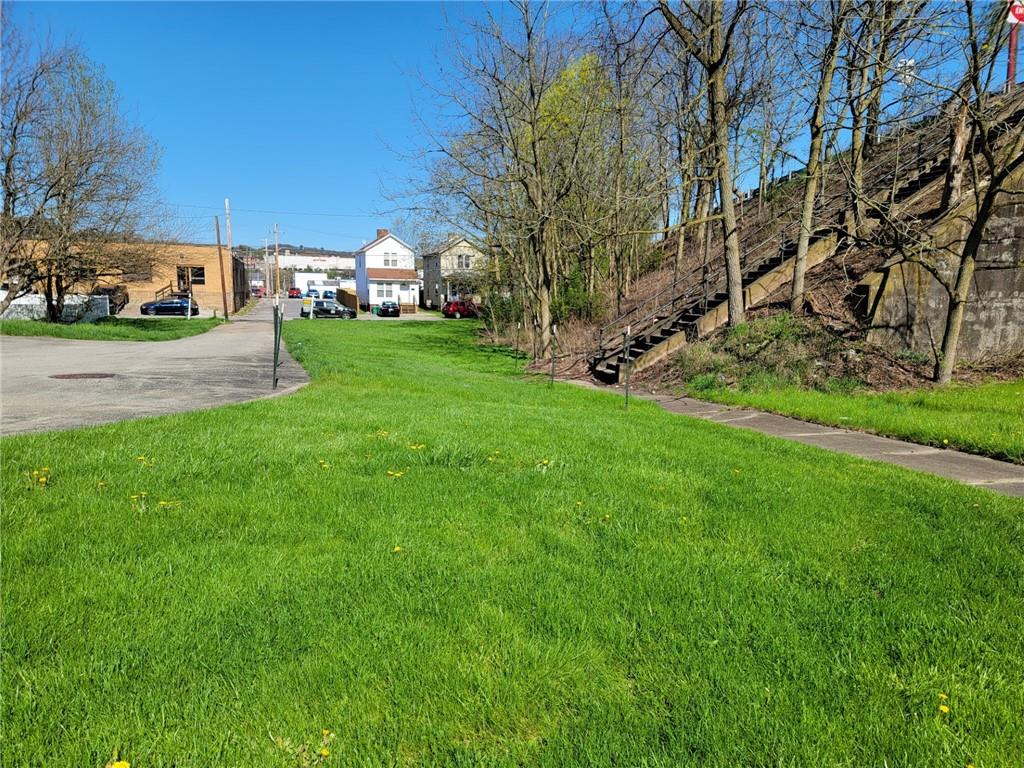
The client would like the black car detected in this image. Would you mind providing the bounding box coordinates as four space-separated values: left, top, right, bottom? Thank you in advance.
378 301 400 317
140 297 199 316
308 299 355 319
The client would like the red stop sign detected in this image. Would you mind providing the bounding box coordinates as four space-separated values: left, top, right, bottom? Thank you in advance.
1011 0 1024 22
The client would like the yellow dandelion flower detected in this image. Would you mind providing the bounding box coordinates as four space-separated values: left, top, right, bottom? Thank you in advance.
41 467 49 472
938 704 950 714
938 693 948 701
38 476 47 485
107 761 130 768
392 545 402 553
942 439 949 445
320 747 330 758
322 728 330 737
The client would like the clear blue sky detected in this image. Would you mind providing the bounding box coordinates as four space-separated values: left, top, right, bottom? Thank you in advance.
10 1 494 252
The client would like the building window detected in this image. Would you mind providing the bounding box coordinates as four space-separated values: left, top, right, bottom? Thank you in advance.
400 283 409 290
457 254 472 269
176 265 206 291
376 284 384 298
385 284 394 298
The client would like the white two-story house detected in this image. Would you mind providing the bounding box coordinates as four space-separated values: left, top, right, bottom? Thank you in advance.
354 229 419 312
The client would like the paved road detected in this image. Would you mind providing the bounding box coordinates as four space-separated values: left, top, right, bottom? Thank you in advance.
0 300 307 436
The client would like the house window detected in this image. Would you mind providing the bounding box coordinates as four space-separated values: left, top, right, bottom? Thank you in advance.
376 284 384 298
385 284 394 298
190 266 206 285
457 254 472 269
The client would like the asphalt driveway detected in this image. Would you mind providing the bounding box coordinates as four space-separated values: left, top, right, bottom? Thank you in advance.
0 300 307 436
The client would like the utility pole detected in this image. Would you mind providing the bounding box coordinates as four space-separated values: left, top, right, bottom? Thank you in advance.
264 238 270 294
224 197 234 306
215 216 230 320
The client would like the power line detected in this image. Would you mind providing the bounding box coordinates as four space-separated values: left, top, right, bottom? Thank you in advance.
169 203 376 219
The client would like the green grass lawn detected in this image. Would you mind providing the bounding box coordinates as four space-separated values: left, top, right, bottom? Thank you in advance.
690 380 1024 464
0 316 222 342
3 321 1023 766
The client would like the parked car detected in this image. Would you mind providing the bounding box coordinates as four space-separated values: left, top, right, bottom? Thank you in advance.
378 301 400 317
252 286 265 298
288 287 302 299
304 299 355 319
323 290 336 300
140 297 199 317
306 289 320 299
441 299 479 319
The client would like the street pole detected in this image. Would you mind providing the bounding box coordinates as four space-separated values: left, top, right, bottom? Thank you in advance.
273 223 282 301
224 197 234 307
215 216 230 320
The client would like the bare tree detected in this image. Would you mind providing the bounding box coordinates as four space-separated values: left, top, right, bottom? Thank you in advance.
659 0 749 325
0 23 67 313
790 0 851 311
1 20 164 321
421 3 612 356
932 0 1024 383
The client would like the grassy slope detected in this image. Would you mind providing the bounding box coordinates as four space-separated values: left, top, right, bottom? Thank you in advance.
2 321 1023 767
695 380 1024 464
0 316 222 342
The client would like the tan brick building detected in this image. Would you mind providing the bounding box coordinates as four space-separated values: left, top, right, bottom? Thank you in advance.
101 242 249 315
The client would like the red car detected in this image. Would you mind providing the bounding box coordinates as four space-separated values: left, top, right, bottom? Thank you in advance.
251 286 265 298
441 299 479 319
288 287 302 298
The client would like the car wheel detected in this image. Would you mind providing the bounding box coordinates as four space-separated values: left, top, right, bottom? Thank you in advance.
454 311 461 319
148 308 157 316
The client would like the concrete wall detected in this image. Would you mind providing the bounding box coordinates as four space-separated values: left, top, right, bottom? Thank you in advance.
865 198 1024 360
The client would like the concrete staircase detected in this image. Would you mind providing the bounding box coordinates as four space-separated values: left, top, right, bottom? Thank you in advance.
588 87 1024 384
589 112 976 384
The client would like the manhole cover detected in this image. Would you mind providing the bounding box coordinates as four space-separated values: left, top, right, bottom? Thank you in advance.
49 373 116 380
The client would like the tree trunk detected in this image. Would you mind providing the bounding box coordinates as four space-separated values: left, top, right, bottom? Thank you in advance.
940 96 970 210
934 249 974 385
791 3 845 312
934 189 996 384
710 70 744 325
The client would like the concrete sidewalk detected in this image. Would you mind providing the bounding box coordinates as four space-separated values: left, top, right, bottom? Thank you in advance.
641 393 1024 498
0 300 308 436
566 379 1024 498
